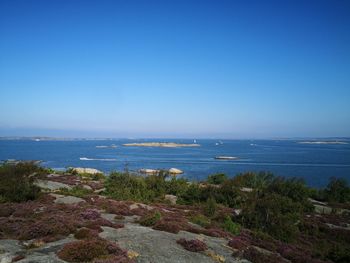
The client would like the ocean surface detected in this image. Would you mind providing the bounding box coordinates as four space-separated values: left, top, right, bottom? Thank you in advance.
1 139 350 188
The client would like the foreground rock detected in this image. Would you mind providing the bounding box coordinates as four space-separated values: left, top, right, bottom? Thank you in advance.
0 238 74 263
100 225 247 263
34 180 72 191
50 194 86 204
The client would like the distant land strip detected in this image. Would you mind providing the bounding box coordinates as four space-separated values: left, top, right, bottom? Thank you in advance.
298 141 348 145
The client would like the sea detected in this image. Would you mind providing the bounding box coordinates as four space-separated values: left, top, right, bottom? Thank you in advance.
1 139 349 188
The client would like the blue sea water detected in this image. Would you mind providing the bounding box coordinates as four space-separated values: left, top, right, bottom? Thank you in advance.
0 139 349 188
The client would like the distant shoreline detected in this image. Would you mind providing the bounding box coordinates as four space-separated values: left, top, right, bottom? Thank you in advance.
298 141 348 145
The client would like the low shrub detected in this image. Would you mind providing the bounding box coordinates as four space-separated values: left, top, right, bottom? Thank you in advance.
74 228 98 239
242 246 289 263
223 216 241 235
81 209 101 220
0 163 42 202
153 219 181 234
324 177 350 203
57 238 128 262
204 197 217 217
139 211 161 227
105 172 149 201
228 237 248 250
207 173 227 185
176 238 208 252
190 214 211 228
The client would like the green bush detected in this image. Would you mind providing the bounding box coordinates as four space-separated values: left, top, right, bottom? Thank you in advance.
139 211 162 226
190 214 211 228
207 173 227 185
166 177 189 196
179 183 201 204
240 192 302 242
231 172 274 190
204 197 217 217
105 172 149 201
0 163 42 202
223 216 241 235
324 177 350 203
145 174 167 199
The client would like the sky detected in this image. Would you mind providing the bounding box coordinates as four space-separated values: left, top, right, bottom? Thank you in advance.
0 0 349 139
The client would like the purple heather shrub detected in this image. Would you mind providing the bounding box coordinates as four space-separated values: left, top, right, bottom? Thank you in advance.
176 238 208 252
243 247 289 263
0 203 15 217
81 209 101 220
74 228 99 239
153 219 181 234
228 237 249 250
57 238 128 262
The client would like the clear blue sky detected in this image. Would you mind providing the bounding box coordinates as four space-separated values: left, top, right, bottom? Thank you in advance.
0 0 349 138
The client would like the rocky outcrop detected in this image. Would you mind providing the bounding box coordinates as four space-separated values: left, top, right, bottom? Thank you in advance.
165 195 178 205
50 194 86 205
34 180 72 191
71 167 103 174
139 169 160 175
99 225 246 263
168 168 183 175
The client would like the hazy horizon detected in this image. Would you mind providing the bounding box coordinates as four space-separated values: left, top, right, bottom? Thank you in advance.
1 0 349 138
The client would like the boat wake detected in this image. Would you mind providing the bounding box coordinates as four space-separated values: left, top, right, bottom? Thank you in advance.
80 157 116 161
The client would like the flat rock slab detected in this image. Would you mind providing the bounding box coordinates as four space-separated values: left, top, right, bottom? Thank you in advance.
101 213 140 224
50 194 85 204
99 225 247 263
129 203 153 211
16 252 66 263
35 180 72 191
0 240 24 263
0 237 74 263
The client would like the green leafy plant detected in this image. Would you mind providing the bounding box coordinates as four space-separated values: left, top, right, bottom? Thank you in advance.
190 214 211 228
139 211 162 226
204 196 217 217
223 216 241 235
207 173 228 185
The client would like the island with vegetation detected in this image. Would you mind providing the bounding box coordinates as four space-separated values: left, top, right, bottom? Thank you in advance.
122 142 200 147
0 162 349 263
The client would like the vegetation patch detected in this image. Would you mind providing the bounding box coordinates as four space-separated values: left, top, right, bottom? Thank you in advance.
0 163 43 202
74 228 99 239
176 238 208 252
222 216 241 235
57 238 130 262
139 211 161 226
190 214 211 228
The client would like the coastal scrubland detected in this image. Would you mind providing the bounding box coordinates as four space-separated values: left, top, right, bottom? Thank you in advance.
0 163 349 263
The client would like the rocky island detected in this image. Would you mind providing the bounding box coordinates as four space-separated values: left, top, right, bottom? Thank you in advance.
123 142 200 147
